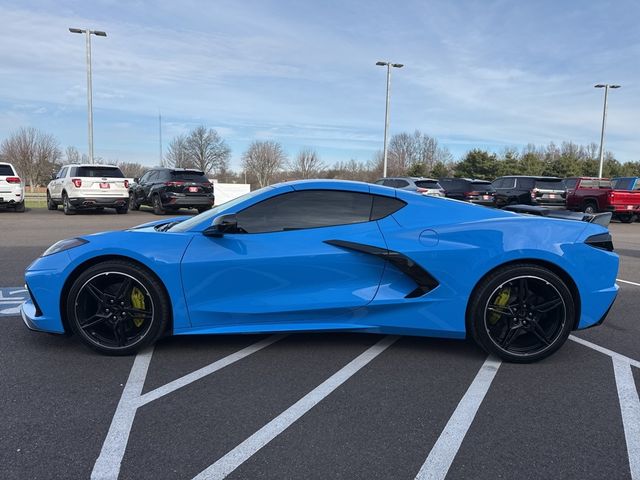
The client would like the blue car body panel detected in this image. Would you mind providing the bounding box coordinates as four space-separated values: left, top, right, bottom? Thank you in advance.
22 179 619 340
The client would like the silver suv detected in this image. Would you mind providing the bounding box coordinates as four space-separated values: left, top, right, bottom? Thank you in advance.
374 177 445 196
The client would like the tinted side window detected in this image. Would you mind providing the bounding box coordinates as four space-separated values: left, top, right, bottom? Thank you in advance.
75 166 124 178
59 167 68 178
517 178 535 189
564 178 578 189
382 179 395 187
395 179 410 188
237 190 373 233
371 195 406 220
502 178 516 188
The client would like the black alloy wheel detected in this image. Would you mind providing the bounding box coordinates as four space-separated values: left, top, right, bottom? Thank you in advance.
469 264 575 363
129 192 139 210
66 260 169 355
152 194 165 215
47 191 57 210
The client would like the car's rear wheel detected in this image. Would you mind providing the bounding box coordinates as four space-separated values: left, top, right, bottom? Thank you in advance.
583 202 597 214
152 194 165 215
47 191 57 210
62 192 75 215
469 264 575 363
66 260 170 355
197 206 210 214
116 205 129 214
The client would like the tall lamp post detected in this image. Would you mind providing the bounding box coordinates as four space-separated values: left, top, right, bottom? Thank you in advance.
376 61 403 178
69 28 107 164
594 83 621 179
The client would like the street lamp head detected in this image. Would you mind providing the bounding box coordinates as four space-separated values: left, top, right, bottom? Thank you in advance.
93 31 107 37
69 27 84 34
610 85 621 89
391 63 404 68
376 61 388 66
594 84 605 88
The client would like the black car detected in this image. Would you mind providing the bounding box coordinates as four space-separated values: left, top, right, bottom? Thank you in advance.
129 168 214 214
492 176 565 208
438 178 495 206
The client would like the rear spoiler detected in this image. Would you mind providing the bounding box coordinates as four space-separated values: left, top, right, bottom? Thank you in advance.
503 204 612 227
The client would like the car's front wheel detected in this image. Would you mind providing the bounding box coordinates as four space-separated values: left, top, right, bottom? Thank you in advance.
47 191 58 211
469 264 575 363
66 260 170 355
129 192 139 211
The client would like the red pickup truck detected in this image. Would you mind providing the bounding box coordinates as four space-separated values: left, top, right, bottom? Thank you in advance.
565 177 640 222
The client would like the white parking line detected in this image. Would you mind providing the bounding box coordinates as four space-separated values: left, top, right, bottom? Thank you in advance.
414 356 502 480
613 358 640 480
91 335 284 480
192 335 399 480
570 335 640 369
92 348 154 480
618 278 640 287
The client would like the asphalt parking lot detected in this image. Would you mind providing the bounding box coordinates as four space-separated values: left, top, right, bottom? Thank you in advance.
1 208 639 480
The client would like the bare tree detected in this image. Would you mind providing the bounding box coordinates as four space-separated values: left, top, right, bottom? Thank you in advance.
290 148 325 179
242 141 287 187
65 146 86 164
184 126 231 174
0 127 61 190
117 162 146 179
386 130 452 176
165 135 190 168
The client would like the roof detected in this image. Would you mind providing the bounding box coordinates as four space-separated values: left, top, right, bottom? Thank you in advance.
60 163 119 168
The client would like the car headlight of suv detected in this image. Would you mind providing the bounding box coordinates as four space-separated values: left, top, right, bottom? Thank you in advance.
42 238 89 257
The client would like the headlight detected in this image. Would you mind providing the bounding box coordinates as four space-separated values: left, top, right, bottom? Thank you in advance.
42 238 89 257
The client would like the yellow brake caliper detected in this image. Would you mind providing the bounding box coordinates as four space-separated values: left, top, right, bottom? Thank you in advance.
130 287 146 328
489 287 511 325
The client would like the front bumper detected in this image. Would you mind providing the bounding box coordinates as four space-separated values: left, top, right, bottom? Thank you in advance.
69 196 128 208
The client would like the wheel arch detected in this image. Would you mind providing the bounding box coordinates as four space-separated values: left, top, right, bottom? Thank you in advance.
59 254 173 335
464 258 582 337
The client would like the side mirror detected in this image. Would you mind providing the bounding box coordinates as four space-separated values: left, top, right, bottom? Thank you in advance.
203 214 239 237
133 177 139 184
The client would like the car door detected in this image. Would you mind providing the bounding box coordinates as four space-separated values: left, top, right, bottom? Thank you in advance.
180 189 388 328
135 171 151 204
51 167 67 199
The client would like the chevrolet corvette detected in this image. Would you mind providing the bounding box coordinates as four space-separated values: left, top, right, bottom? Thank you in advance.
22 180 618 362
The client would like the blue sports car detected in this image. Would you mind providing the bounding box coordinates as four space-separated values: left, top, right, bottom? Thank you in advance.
22 180 618 362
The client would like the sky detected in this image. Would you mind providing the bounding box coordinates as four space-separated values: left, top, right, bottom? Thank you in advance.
0 0 639 170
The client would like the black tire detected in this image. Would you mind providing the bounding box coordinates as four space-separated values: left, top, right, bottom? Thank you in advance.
62 192 75 215
152 194 165 215
619 214 635 224
468 263 575 363
66 260 170 355
197 206 210 214
583 202 597 215
116 205 129 214
46 191 58 210
14 201 25 212
129 192 139 211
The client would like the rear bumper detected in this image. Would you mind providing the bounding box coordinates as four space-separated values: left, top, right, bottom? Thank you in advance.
606 205 640 213
69 196 128 208
162 194 214 207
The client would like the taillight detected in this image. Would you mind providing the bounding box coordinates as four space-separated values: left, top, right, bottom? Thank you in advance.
124 179 129 188
6 176 21 184
608 191 615 200
164 181 185 187
72 178 82 188
416 187 428 193
202 181 212 187
465 191 479 197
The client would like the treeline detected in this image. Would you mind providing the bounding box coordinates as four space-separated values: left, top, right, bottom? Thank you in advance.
2 126 639 192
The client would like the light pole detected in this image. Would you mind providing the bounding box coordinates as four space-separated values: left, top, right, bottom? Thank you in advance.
376 61 403 178
594 83 621 178
69 28 107 164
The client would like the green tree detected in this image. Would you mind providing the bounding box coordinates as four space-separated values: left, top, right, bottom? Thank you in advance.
454 149 499 179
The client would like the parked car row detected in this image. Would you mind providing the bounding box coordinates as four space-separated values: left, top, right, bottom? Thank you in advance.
375 175 640 222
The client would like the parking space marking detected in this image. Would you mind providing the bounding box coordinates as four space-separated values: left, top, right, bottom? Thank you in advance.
414 356 502 480
136 334 285 407
613 358 640 480
92 335 285 480
92 348 154 480
570 335 640 369
192 335 399 480
618 278 640 287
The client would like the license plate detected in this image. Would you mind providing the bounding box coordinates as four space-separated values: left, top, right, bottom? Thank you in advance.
188 186 198 192
549 194 556 198
100 183 110 189
483 195 491 200
627 205 633 210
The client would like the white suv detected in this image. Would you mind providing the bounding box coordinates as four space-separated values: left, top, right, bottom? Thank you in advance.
0 162 25 212
47 164 129 215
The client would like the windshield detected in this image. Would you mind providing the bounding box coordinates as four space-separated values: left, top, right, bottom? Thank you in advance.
168 186 270 232
415 180 440 189
171 171 208 182
534 179 564 190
